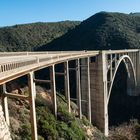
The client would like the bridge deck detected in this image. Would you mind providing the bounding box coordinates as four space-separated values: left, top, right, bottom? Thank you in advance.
0 51 99 84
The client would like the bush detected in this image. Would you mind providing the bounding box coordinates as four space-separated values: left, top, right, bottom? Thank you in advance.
36 107 58 139
19 123 31 140
134 123 140 139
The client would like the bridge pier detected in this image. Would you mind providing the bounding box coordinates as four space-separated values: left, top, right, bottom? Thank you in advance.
1 84 10 126
90 52 108 136
28 72 38 140
135 50 140 95
64 61 71 113
80 58 91 122
76 59 82 119
50 65 57 117
126 50 140 96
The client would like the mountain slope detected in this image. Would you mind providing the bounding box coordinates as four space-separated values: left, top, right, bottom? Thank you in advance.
37 12 140 51
0 21 80 51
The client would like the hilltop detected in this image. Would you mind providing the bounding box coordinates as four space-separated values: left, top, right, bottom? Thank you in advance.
37 12 140 51
0 21 80 51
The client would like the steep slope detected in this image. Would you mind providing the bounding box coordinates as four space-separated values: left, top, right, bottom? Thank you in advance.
0 21 80 51
7 84 107 140
37 12 140 51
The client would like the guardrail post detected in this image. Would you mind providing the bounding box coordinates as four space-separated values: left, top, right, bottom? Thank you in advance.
28 72 38 140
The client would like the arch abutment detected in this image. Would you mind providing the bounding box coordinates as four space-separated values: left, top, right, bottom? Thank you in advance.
90 52 108 136
76 59 82 119
64 61 71 113
28 72 38 140
50 65 57 117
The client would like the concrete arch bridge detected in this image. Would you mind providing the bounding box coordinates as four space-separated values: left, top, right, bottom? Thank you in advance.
0 49 140 140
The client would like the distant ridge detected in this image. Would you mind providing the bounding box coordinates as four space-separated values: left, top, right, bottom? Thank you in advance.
0 21 80 51
130 12 140 17
37 12 140 51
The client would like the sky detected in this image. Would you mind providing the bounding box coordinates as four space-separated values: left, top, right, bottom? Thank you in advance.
0 0 140 27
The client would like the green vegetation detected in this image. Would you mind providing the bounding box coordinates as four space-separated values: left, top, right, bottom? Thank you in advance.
0 21 80 51
37 12 140 51
1 12 140 52
130 12 140 17
8 86 107 140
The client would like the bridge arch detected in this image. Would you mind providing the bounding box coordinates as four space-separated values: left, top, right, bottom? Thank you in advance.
107 55 137 104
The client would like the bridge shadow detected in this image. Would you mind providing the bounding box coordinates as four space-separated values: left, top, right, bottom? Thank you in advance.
108 62 140 126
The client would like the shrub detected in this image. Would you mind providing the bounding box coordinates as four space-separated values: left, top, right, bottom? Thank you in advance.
134 123 140 139
19 123 31 140
36 107 58 139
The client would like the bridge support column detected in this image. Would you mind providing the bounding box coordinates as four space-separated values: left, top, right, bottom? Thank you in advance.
76 59 82 119
1 84 10 126
28 72 38 140
127 50 140 96
50 65 57 117
87 57 91 123
135 50 140 95
64 61 71 113
90 52 108 136
80 58 91 122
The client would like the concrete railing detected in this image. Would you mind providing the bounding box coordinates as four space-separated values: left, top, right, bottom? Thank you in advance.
0 51 99 84
0 49 138 84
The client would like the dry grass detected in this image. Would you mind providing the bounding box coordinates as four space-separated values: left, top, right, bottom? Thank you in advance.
108 119 140 140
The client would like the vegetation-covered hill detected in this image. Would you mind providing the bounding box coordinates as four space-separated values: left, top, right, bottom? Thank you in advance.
37 12 140 51
130 12 140 17
8 84 107 140
0 21 80 51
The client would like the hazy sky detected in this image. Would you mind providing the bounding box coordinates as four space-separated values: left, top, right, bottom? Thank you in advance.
0 0 140 27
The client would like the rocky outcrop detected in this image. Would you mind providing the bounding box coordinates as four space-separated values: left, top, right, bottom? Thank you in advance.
0 105 11 140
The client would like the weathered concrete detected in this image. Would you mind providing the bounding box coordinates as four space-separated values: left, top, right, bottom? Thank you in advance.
76 59 82 119
81 58 88 117
28 72 38 140
90 52 108 135
80 58 91 122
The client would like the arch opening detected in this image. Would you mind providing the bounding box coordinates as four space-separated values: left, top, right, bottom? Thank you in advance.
108 59 140 127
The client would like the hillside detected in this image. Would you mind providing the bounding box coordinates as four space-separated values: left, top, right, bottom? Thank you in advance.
7 84 107 140
130 12 140 17
37 12 140 51
0 21 80 51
